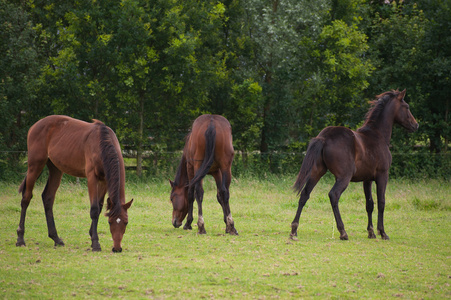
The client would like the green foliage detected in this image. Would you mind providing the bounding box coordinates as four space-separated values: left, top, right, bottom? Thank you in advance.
0 0 448 180
366 1 450 155
0 0 44 179
305 19 373 128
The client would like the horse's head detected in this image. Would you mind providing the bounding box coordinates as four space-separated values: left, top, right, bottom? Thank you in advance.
169 180 188 228
107 198 133 253
394 89 419 132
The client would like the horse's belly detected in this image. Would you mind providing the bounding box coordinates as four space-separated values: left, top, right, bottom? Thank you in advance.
351 162 375 182
350 174 372 182
48 154 86 178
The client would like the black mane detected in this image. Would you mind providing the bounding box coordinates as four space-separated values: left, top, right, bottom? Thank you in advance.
98 123 121 218
173 133 191 188
359 90 400 130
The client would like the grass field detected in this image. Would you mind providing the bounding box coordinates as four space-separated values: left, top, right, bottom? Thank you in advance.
0 175 450 299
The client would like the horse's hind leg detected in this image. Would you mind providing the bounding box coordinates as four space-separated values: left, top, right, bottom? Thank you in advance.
329 177 351 240
290 173 324 239
16 159 47 247
363 181 376 239
194 182 206 234
214 169 238 235
42 160 64 246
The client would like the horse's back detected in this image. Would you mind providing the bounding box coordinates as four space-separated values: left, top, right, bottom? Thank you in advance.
192 114 231 134
188 114 234 166
191 114 233 147
27 115 101 177
318 126 387 181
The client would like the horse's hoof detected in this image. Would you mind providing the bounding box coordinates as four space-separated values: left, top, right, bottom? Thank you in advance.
54 239 65 246
16 241 26 247
289 234 298 241
197 230 207 235
183 225 192 230
91 242 101 251
226 228 238 235
381 234 390 240
340 234 349 240
368 232 377 239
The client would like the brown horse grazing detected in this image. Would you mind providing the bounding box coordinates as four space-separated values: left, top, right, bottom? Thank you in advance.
170 114 238 235
16 115 133 252
290 90 418 240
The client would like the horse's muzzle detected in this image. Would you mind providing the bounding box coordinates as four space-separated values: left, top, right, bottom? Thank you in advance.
172 219 182 228
112 247 123 253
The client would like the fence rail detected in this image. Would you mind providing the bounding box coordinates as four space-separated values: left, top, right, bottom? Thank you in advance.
2 150 450 179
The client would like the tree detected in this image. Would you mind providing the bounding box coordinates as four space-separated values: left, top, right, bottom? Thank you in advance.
38 0 117 121
0 0 44 178
416 0 451 153
367 1 450 154
241 0 331 153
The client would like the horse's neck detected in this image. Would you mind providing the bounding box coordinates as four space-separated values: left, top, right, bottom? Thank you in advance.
360 108 396 146
178 154 190 186
378 113 395 145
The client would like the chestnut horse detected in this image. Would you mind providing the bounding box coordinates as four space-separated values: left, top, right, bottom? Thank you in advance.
16 115 133 252
170 114 238 235
290 90 418 240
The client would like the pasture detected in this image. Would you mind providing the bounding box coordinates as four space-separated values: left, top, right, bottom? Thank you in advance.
0 175 450 299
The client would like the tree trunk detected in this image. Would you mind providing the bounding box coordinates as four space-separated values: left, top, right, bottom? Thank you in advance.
136 92 144 177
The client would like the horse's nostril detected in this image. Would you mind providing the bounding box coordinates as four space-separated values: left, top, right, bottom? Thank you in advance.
112 247 122 253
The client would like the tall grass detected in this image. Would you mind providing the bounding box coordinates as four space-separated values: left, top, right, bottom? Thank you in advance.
0 176 450 299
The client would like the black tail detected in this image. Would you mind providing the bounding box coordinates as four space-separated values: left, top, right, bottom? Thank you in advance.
190 121 216 187
18 176 27 194
99 123 121 218
293 138 324 195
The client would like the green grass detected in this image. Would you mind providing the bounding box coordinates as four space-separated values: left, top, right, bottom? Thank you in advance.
1 175 450 299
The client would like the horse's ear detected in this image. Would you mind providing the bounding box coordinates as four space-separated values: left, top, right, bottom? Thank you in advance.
398 89 406 100
122 199 133 210
169 180 174 188
107 197 113 210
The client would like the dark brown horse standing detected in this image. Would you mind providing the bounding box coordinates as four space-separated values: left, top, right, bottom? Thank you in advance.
170 114 238 235
16 115 133 252
290 90 418 240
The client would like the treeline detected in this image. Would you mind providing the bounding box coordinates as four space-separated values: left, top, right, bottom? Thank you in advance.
1 0 449 180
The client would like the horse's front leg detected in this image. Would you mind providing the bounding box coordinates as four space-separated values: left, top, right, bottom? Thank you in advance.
87 177 106 251
89 203 102 251
376 175 390 240
363 181 376 239
183 186 195 230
